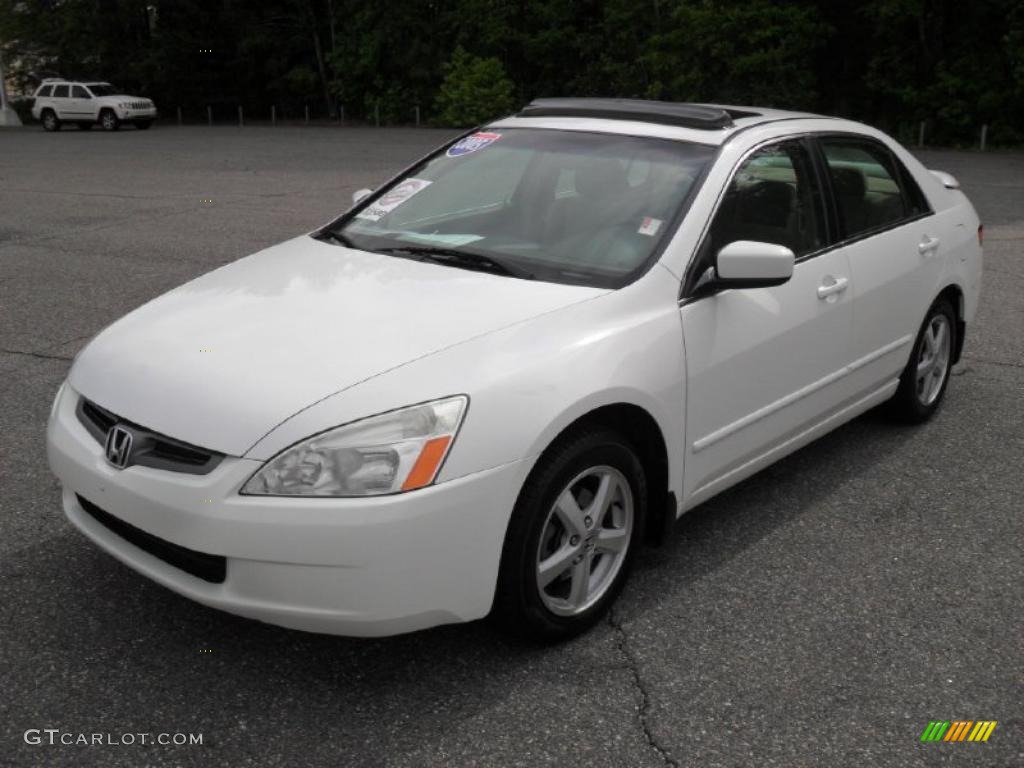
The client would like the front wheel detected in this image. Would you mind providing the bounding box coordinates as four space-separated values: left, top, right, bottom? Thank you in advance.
100 109 120 131
493 428 647 641
886 298 957 423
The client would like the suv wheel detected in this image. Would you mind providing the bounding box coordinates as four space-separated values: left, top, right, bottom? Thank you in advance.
886 297 957 423
493 427 647 641
41 110 60 132
100 109 120 131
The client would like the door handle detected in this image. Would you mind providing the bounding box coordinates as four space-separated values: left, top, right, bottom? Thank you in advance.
817 275 849 300
918 235 941 255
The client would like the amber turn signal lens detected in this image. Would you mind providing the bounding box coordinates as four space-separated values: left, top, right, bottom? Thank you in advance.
401 436 453 491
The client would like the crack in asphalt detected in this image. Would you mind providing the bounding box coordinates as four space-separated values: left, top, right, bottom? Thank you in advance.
0 347 73 362
608 608 679 768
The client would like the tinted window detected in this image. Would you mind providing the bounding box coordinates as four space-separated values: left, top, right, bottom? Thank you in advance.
71 85 90 98
87 84 117 96
52 85 69 98
821 138 918 238
708 140 825 258
37 85 54 97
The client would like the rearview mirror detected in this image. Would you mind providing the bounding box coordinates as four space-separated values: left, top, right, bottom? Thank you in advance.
714 241 794 289
352 188 372 205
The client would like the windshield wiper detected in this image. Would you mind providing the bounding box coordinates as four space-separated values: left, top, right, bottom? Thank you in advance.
375 246 534 279
313 229 356 248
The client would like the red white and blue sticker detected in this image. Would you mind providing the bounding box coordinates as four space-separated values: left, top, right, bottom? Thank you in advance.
446 131 502 157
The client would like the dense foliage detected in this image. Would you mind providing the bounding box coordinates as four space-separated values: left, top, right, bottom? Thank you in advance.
2 0 1022 143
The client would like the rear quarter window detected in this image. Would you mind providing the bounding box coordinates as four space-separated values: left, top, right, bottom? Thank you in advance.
36 85 54 97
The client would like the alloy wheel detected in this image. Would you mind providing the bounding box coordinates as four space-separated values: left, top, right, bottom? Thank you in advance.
916 314 951 406
535 465 633 616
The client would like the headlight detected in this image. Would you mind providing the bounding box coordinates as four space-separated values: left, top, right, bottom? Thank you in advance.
241 396 468 497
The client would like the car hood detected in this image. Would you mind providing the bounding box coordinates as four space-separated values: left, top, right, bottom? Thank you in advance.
69 236 605 456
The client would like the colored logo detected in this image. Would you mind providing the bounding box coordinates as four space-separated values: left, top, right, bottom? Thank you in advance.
446 132 501 157
920 720 997 742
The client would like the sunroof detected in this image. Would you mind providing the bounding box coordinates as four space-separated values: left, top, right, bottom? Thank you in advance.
518 98 746 130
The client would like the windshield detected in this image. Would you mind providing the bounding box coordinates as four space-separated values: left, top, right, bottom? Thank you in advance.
86 84 117 96
329 128 715 287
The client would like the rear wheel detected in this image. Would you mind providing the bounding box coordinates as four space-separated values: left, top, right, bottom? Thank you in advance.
100 109 120 131
886 298 957 423
493 428 647 641
41 110 60 132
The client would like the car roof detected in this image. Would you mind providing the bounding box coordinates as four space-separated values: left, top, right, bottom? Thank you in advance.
491 98 835 147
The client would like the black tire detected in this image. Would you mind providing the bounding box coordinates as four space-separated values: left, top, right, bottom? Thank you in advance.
134 120 152 130
492 427 647 642
886 298 957 423
41 110 60 132
100 109 120 131
77 121 93 131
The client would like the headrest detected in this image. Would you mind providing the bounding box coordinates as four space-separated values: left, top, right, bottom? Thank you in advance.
831 166 866 199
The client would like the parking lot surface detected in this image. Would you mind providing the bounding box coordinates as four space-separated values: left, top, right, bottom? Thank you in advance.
1 126 1020 767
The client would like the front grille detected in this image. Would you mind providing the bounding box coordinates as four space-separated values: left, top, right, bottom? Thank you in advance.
76 396 224 475
77 495 227 583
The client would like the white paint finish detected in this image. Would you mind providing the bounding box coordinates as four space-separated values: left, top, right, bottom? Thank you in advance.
69 236 604 456
716 241 795 280
679 248 855 496
48 383 530 635
46 107 984 636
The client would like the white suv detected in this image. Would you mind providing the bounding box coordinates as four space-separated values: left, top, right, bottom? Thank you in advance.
31 79 157 131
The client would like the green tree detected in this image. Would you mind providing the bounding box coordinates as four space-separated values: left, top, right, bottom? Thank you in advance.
433 46 516 126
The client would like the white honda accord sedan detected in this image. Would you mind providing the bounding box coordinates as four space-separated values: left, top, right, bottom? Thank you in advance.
47 99 982 640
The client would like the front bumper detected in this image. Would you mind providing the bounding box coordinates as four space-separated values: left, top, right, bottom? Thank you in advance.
47 384 528 636
117 107 157 120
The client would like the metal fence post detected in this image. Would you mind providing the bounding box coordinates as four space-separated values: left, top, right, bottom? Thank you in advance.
415 105 420 126
304 104 309 124
340 104 345 126
271 105 276 126
980 124 988 152
238 105 243 127
207 105 212 126
917 121 925 148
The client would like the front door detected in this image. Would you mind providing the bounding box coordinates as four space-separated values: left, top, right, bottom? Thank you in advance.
679 139 856 503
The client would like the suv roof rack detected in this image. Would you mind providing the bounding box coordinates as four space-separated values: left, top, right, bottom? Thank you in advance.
517 98 753 130
41 77 67 83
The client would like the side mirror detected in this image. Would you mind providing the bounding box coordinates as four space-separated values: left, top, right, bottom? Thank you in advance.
714 241 794 289
352 188 372 205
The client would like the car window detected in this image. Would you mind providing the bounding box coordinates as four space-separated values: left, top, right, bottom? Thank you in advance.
708 140 825 258
71 85 90 98
37 85 54 97
52 85 69 98
820 138 918 239
337 128 715 288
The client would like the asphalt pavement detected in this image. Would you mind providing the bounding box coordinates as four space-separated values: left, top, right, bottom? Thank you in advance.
0 126 1020 767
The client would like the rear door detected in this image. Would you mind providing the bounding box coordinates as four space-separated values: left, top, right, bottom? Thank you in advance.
679 138 856 502
813 135 939 394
